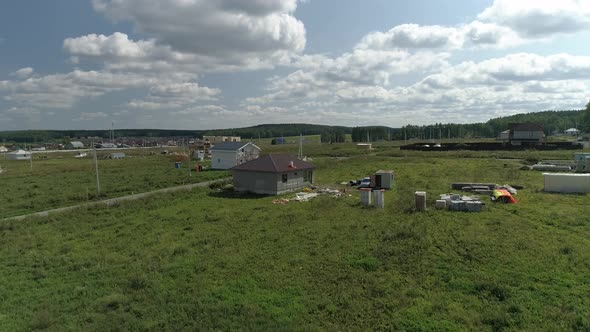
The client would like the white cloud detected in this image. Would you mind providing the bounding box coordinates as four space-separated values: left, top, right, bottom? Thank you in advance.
245 52 590 125
358 22 521 51
0 70 216 110
478 0 590 37
10 67 34 79
74 112 109 121
90 0 306 69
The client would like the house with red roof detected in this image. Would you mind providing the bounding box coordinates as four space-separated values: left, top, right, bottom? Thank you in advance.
231 154 315 195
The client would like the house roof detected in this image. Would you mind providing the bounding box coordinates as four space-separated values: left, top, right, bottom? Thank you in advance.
68 141 84 146
231 154 314 173
509 123 544 132
565 128 579 132
211 141 260 151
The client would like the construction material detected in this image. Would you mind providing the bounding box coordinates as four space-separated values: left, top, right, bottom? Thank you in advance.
452 182 496 190
415 191 426 211
294 192 319 202
373 189 385 209
544 173 590 193
465 201 483 212
435 200 447 210
439 194 484 212
360 188 372 207
531 164 571 172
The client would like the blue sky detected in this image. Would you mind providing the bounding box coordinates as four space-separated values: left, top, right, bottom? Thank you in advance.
1 0 590 130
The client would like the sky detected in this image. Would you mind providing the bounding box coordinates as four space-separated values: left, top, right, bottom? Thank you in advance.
1 0 590 130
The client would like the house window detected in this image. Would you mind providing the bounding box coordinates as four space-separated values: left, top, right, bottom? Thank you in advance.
282 174 288 183
217 158 221 163
294 172 298 176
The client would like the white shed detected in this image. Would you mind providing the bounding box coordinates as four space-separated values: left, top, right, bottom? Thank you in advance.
7 149 31 161
211 142 261 170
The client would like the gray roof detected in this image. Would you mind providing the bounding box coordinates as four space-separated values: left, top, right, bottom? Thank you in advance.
211 141 259 151
231 154 314 173
509 123 544 132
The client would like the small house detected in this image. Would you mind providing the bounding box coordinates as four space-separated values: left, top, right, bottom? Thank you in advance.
231 154 315 195
508 123 545 145
7 149 31 161
211 142 261 170
497 130 510 142
565 128 580 136
66 141 84 149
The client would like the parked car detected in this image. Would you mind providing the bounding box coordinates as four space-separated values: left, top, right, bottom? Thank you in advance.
358 177 371 188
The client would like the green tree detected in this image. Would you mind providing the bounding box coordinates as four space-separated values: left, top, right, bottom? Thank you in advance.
584 101 590 132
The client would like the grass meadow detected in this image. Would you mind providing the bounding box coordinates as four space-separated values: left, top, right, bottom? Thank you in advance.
0 149 229 218
1 141 589 330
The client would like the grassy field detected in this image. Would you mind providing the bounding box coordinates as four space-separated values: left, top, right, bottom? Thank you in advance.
1 148 589 330
0 149 229 218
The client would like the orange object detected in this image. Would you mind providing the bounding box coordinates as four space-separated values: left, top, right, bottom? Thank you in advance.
493 189 516 204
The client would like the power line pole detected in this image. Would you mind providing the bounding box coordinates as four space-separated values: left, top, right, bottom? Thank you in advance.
94 147 101 195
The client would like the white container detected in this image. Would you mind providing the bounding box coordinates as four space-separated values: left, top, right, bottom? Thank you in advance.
360 189 372 206
415 191 426 211
544 173 590 193
435 200 447 210
373 190 385 209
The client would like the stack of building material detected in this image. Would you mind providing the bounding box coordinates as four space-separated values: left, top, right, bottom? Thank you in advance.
439 194 484 212
415 191 427 211
435 200 446 210
531 164 571 172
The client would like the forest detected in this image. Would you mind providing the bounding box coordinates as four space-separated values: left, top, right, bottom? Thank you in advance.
1 108 587 143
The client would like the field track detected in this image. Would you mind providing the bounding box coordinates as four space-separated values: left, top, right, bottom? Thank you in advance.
2 177 230 222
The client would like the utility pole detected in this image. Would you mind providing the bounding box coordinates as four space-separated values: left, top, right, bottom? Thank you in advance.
94 147 101 195
29 144 33 172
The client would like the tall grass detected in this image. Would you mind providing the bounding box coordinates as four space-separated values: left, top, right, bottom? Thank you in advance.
0 153 588 330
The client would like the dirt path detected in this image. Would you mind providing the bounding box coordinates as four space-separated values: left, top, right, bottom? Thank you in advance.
2 178 230 222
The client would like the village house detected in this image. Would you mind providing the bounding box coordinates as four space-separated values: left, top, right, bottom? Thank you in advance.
66 141 84 149
6 149 31 161
211 141 261 170
508 123 545 146
204 136 241 144
231 154 315 195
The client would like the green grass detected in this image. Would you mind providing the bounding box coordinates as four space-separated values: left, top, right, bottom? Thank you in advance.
0 150 229 218
1 152 589 330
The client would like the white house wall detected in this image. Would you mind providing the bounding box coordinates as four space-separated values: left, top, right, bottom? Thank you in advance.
212 150 238 169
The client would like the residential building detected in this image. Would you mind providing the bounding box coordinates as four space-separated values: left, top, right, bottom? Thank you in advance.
231 154 315 195
7 150 31 160
508 123 545 145
66 141 84 149
204 136 241 144
211 142 261 170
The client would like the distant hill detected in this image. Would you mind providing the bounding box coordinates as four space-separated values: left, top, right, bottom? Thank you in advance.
0 124 363 143
401 110 584 139
0 110 584 143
